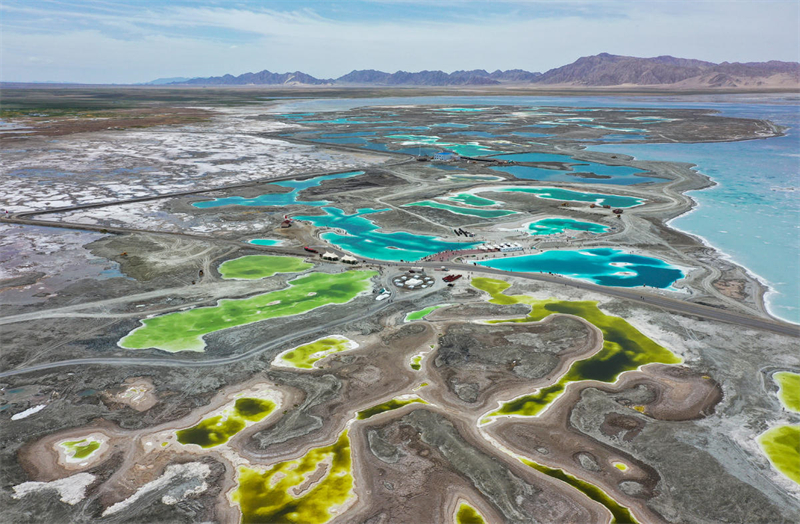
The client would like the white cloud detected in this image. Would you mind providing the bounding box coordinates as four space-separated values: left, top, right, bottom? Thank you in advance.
1 1 797 83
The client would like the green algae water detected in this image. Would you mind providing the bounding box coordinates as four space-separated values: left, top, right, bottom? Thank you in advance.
774 372 800 413
405 304 449 322
472 277 679 419
218 255 312 280
522 459 637 523
357 397 427 420
274 336 357 369
403 200 517 218
61 439 100 460
233 430 354 524
119 271 376 352
410 355 423 370
456 502 486 524
758 425 800 485
176 397 276 448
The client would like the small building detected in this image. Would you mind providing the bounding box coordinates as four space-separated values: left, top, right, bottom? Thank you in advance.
341 255 358 265
322 252 339 261
433 151 460 162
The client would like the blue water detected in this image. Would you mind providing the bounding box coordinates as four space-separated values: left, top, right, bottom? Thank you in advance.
320 131 376 138
589 103 800 323
477 248 684 288
580 124 647 133
448 131 499 138
429 164 466 171
272 95 798 320
510 132 553 138
431 123 471 128
294 207 479 261
597 134 649 142
192 171 364 208
487 152 662 185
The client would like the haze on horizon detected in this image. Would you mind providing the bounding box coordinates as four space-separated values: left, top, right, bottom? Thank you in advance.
2 0 799 84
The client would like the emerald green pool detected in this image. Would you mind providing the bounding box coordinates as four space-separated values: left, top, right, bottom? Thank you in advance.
176 397 276 448
473 277 680 419
403 200 517 218
233 430 354 524
119 271 376 352
218 255 312 280
405 304 449 322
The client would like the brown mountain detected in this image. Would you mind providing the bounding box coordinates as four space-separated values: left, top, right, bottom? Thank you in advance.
536 53 800 87
162 54 798 88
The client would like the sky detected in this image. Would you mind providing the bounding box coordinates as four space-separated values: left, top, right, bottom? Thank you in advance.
2 0 799 84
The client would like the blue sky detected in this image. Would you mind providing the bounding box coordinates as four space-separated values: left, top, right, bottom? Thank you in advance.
2 0 798 83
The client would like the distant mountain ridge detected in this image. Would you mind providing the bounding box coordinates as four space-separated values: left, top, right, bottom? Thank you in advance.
162 54 800 88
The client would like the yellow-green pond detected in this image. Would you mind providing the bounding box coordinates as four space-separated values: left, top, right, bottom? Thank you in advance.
456 502 486 524
758 425 800 485
774 371 800 413
273 336 357 369
60 438 101 460
176 397 276 448
471 277 680 419
233 430 354 524
218 255 313 280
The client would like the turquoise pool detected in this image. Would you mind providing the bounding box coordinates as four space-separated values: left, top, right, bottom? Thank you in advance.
249 239 283 246
192 171 364 208
294 207 478 261
403 201 517 218
386 134 503 157
488 186 643 208
477 248 684 288
487 152 662 185
526 218 609 236
443 193 499 207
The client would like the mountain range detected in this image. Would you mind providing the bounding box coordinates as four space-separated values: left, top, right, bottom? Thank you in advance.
157 53 800 88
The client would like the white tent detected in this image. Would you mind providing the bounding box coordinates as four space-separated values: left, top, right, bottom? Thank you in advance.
341 255 358 264
322 252 339 261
